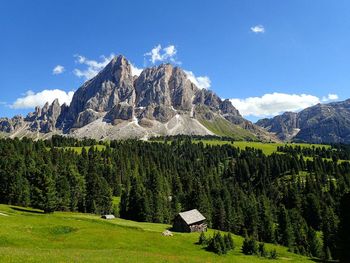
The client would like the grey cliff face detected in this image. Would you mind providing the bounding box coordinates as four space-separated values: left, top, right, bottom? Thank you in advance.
256 112 298 141
0 115 25 133
66 55 135 128
256 99 350 143
24 99 64 133
135 64 196 111
104 103 134 123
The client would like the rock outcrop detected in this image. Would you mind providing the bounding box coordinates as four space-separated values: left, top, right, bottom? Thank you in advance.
25 99 65 133
0 115 25 133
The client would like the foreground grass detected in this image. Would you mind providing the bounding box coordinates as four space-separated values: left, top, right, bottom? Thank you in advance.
0 204 312 263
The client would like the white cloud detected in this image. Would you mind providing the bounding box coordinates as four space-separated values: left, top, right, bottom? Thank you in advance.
184 70 211 90
144 44 179 64
73 54 115 80
52 65 65 75
130 63 143 76
163 45 177 57
250 25 265 33
11 89 74 109
230 92 329 117
322 93 339 102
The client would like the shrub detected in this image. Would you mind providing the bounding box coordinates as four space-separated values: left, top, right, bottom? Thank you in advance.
269 249 278 259
204 232 235 255
198 232 207 245
258 242 267 257
224 233 235 250
242 237 258 255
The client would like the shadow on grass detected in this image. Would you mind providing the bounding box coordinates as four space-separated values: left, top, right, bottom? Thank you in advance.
10 206 44 214
309 259 339 263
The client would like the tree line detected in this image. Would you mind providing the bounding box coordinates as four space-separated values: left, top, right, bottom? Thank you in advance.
0 137 349 261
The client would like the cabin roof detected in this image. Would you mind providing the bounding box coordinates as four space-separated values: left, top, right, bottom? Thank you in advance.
101 214 115 219
178 209 206 225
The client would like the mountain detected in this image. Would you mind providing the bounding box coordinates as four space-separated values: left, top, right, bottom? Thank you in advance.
256 99 350 144
0 55 275 141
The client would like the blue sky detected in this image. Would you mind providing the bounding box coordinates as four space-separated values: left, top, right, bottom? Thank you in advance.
0 0 349 121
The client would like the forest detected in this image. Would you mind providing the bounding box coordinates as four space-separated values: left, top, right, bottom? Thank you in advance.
0 136 349 261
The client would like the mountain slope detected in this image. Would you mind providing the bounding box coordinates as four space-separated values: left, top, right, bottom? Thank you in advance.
0 55 275 141
256 99 350 143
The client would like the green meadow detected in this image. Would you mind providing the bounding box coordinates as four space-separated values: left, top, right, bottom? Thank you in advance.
53 145 106 154
191 140 330 155
0 204 313 263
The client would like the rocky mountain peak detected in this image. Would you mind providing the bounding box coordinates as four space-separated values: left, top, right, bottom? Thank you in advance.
0 55 276 142
66 55 136 128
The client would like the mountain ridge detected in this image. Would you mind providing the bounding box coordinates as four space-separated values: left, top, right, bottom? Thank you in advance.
0 55 274 141
256 99 350 144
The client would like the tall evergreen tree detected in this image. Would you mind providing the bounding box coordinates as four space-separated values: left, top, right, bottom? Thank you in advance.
277 205 294 248
338 192 350 262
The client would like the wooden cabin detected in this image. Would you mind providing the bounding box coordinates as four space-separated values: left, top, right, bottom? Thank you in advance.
172 209 207 232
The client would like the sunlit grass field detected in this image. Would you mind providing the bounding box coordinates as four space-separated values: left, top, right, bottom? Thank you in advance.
193 140 330 155
53 145 106 154
0 204 313 263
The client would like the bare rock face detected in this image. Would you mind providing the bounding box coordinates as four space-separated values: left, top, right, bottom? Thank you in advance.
0 115 25 133
256 99 350 143
194 89 221 110
135 64 197 121
153 105 176 123
24 99 63 133
66 55 135 128
256 112 299 141
105 103 134 123
74 109 102 128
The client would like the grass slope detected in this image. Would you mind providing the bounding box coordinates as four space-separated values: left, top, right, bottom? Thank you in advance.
0 204 312 263
197 115 258 141
53 145 106 154
194 140 330 155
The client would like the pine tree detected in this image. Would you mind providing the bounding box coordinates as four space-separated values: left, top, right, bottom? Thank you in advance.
258 196 275 243
307 227 322 258
304 193 322 231
338 192 350 263
322 207 338 260
41 165 57 213
277 205 294 248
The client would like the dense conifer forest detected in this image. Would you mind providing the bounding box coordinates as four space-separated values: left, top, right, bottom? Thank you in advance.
0 136 349 261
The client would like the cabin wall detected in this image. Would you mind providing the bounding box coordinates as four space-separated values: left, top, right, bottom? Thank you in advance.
172 217 190 232
173 218 207 233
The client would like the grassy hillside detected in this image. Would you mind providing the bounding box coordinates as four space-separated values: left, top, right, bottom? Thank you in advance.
192 105 258 141
53 145 106 154
0 204 312 263
192 139 330 155
199 117 257 140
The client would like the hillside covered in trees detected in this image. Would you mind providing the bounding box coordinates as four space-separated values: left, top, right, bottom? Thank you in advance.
0 136 350 261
